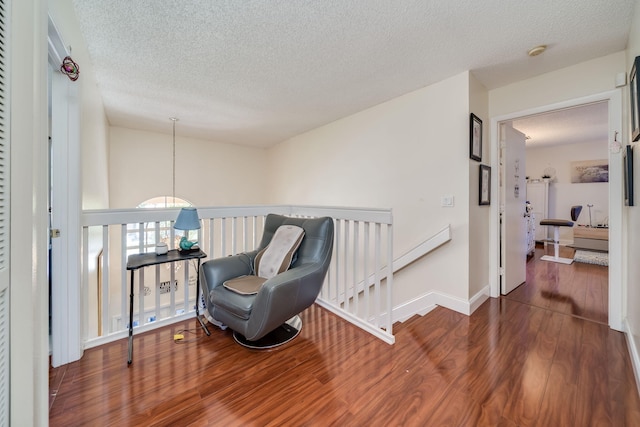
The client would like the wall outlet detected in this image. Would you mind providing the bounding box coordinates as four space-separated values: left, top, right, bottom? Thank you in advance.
159 280 178 294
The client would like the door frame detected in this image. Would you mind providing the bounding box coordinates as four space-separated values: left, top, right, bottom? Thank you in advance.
489 90 623 331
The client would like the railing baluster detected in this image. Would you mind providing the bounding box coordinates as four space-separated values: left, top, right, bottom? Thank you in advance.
374 223 381 328
386 224 393 334
252 216 258 248
155 222 160 322
221 217 226 255
334 219 341 305
82 226 91 335
138 268 144 327
170 246 176 317
183 260 190 313
363 222 370 322
353 220 359 316
120 225 126 334
208 218 215 260
343 220 349 311
231 217 237 255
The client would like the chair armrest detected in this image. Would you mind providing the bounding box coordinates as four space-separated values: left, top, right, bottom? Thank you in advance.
200 251 257 295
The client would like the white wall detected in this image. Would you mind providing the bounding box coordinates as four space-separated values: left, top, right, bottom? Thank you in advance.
526 140 610 242
49 0 110 210
490 52 627 117
109 126 269 208
468 72 491 298
267 72 472 304
625 0 640 379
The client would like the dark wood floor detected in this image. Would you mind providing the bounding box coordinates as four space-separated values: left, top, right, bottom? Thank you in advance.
50 248 639 426
505 244 608 324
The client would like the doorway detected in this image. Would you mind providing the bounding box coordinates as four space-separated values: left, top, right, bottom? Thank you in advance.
504 102 610 324
491 91 623 330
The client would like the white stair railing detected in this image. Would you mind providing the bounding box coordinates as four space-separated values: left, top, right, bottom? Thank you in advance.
81 205 394 348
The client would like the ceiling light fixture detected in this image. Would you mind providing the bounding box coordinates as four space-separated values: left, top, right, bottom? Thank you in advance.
528 45 547 57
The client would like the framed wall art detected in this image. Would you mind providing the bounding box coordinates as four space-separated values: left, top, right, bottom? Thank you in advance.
631 56 640 142
470 113 482 161
479 164 491 205
624 145 634 206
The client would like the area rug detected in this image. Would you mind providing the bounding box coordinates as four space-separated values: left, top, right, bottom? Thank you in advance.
573 250 609 266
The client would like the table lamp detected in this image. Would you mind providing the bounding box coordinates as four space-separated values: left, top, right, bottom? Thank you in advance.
174 207 201 251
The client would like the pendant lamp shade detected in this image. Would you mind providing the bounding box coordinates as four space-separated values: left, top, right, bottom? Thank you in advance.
174 207 201 230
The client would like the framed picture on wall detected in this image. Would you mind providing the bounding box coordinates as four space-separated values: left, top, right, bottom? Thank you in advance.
479 164 491 205
470 113 483 161
630 56 640 142
624 145 634 206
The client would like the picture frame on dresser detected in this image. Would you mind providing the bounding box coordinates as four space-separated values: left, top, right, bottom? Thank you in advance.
624 144 634 206
630 56 640 142
470 113 482 161
479 164 491 205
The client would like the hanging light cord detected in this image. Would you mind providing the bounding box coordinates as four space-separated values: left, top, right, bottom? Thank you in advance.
170 117 178 206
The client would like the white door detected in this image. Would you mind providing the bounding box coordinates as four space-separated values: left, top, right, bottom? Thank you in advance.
501 123 527 294
49 16 83 367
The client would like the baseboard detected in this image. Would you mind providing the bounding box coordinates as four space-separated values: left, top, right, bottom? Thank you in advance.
392 286 490 323
624 319 640 397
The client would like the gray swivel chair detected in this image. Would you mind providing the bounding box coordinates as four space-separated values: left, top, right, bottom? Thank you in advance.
200 214 334 348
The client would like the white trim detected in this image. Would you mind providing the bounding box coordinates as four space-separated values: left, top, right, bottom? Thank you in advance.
489 90 624 331
84 312 197 350
624 319 640 397
391 286 490 322
315 299 396 344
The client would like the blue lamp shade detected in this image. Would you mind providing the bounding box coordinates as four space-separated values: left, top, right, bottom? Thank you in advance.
174 207 201 231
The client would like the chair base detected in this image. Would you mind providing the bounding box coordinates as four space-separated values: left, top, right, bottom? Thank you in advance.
233 315 302 349
540 254 574 265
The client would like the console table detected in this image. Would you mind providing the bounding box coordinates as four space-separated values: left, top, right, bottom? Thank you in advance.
126 249 208 364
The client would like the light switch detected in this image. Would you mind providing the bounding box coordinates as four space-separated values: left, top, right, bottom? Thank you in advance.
441 195 454 207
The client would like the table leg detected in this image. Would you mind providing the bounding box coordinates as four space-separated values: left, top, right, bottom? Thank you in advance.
195 258 210 335
128 269 134 365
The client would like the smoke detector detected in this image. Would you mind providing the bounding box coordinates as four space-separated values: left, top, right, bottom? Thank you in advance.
528 45 547 57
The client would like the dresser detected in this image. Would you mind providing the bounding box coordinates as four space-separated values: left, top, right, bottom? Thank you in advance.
573 226 608 252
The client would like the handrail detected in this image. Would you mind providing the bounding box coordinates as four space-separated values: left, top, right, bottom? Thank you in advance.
82 204 393 227
392 224 451 274
354 224 451 291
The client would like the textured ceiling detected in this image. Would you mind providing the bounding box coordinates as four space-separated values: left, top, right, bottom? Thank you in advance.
71 0 635 148
512 102 609 148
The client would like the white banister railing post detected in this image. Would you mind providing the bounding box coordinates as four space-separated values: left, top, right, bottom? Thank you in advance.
353 221 359 316
363 222 370 323
119 225 126 334
386 224 393 334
